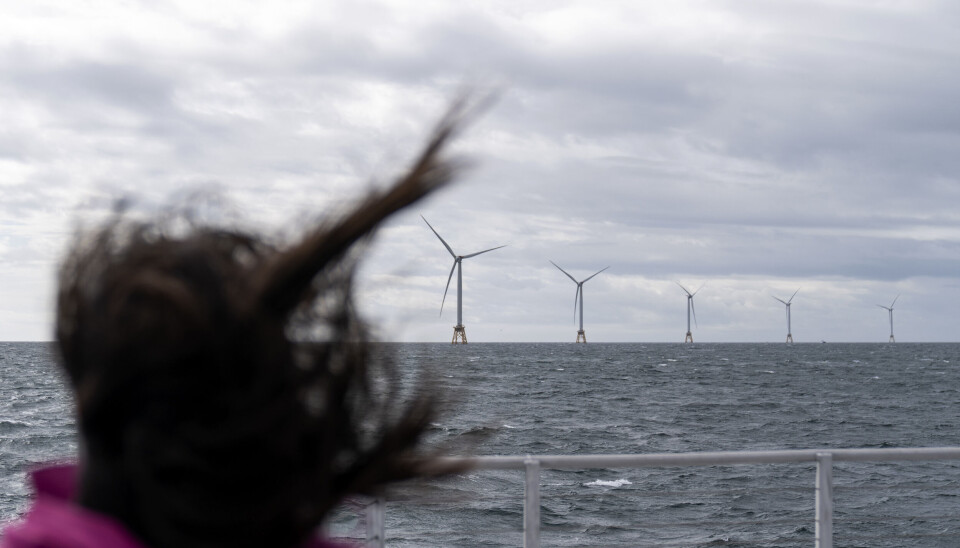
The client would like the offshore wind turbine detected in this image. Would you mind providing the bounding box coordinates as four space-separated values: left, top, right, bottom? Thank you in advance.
422 215 505 344
551 261 609 343
878 294 899 343
773 288 800 343
677 282 703 343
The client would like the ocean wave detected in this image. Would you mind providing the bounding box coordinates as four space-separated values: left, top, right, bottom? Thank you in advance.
584 478 631 488
0 420 31 432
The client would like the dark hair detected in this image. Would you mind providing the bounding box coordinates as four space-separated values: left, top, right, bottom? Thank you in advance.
54 101 477 548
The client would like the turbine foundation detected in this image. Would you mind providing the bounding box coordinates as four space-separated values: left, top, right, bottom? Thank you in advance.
452 325 467 344
576 330 586 343
889 334 895 343
685 331 693 343
786 333 793 344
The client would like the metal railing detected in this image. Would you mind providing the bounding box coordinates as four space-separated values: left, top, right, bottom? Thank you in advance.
360 446 960 547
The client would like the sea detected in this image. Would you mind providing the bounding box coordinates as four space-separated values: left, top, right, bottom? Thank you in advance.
2 341 960 547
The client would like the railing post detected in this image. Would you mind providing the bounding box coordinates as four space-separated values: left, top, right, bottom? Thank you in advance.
524 457 541 548
815 453 833 548
366 496 385 548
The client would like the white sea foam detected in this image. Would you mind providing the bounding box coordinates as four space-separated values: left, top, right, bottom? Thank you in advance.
585 478 632 488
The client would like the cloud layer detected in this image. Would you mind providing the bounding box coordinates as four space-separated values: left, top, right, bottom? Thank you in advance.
2 1 958 342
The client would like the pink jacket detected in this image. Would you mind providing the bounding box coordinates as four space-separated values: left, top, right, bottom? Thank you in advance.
2 465 352 548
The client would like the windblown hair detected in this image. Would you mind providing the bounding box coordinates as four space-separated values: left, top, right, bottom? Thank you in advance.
54 101 476 548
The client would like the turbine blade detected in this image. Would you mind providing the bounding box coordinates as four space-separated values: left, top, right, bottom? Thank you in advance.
461 244 506 259
693 281 706 296
676 281 692 296
573 284 581 323
891 294 900 308
440 259 457 317
421 215 456 258
788 288 800 303
773 296 788 305
691 297 698 328
551 261 579 284
582 266 609 283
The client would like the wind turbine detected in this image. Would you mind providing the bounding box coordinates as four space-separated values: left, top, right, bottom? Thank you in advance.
878 294 899 343
773 288 800 343
677 282 703 343
551 261 609 343
422 215 505 344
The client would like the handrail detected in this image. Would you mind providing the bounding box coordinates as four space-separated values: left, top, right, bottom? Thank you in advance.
435 446 960 469
364 446 960 548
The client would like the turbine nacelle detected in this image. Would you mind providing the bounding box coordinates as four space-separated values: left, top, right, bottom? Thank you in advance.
676 281 704 298
773 288 800 307
877 294 900 312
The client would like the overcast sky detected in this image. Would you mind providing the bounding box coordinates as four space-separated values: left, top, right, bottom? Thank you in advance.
2 0 959 343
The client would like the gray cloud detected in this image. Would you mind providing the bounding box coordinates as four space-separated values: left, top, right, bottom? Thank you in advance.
1 1 959 341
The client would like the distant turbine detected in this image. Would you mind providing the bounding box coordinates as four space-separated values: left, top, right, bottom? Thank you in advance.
773 288 800 344
677 282 703 343
422 215 506 344
551 261 609 343
877 294 900 343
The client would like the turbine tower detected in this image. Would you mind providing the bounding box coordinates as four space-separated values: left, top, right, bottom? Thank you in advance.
551 261 609 343
773 288 800 344
878 294 899 343
422 215 505 344
677 282 702 343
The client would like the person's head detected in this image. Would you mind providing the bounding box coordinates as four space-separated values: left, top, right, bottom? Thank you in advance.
54 101 476 548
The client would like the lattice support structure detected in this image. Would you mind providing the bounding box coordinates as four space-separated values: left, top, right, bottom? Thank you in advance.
452 325 467 344
889 334 895 343
685 331 693 343
576 330 586 343
786 333 794 344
